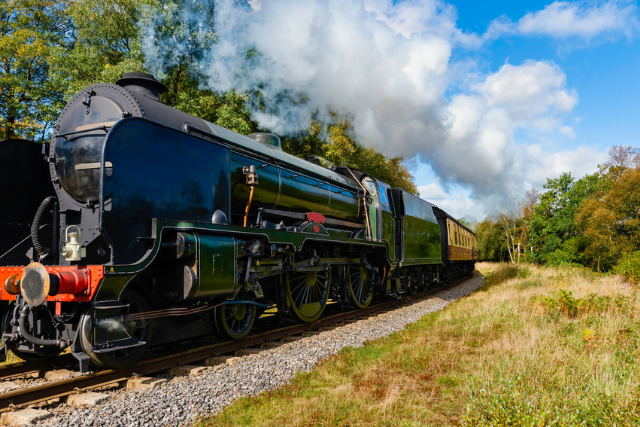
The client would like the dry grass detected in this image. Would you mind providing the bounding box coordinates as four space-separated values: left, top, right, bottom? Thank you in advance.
1 348 23 365
197 263 640 426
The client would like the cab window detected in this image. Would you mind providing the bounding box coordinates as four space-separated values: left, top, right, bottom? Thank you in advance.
362 177 377 196
377 181 391 212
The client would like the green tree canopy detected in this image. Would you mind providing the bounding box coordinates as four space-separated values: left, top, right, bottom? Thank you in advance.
49 0 157 97
0 0 71 141
281 118 418 194
527 172 602 265
576 146 640 271
475 217 508 262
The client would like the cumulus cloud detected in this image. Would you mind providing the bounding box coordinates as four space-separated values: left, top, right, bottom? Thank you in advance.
141 0 598 217
424 60 579 203
518 144 608 187
490 1 638 41
560 125 577 138
418 182 448 200
419 182 486 220
363 0 482 47
475 61 577 121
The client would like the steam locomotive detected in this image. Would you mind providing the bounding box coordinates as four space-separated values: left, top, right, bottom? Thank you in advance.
0 73 477 371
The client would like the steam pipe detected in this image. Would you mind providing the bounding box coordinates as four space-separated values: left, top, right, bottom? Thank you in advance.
243 185 255 227
31 196 56 260
19 305 65 348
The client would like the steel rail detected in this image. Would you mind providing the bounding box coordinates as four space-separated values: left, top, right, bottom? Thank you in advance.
0 274 475 412
0 354 76 381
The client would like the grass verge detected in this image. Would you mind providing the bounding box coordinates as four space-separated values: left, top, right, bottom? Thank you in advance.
197 263 640 426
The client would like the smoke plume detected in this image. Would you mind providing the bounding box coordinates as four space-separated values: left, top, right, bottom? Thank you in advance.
141 0 588 212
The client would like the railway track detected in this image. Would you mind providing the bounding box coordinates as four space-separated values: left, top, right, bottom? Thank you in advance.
0 275 471 415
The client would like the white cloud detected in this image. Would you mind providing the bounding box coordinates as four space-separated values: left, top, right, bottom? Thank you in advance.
415 143 607 219
422 60 579 204
362 0 483 47
517 144 607 188
418 183 448 199
475 60 578 122
363 0 455 37
248 0 262 10
418 182 487 220
488 1 639 41
559 125 577 138
518 1 637 39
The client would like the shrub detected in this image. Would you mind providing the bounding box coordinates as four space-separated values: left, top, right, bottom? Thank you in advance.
546 249 581 267
614 251 640 284
516 267 531 279
464 379 640 426
536 290 632 319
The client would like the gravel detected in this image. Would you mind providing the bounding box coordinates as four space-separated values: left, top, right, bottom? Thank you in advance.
41 272 484 427
0 368 93 393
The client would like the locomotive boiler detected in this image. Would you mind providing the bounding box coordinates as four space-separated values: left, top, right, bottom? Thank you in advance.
0 73 476 370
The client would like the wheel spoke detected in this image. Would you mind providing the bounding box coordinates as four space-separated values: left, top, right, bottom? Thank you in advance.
294 280 308 307
291 279 307 295
348 256 374 307
303 283 311 305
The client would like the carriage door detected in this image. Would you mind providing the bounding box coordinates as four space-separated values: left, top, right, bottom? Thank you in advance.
361 176 380 241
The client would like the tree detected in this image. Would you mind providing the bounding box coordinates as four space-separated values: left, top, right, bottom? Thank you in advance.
280 118 418 194
0 0 71 141
49 0 157 98
527 172 601 265
577 146 640 271
518 188 539 251
476 217 508 262
500 213 520 264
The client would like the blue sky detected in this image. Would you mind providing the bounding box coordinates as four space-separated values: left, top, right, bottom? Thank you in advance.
153 0 640 221
450 0 640 150
407 0 640 220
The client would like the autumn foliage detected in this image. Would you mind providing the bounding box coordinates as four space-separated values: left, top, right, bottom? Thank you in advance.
478 145 640 283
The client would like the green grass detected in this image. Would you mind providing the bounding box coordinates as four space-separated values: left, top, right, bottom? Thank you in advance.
195 262 640 426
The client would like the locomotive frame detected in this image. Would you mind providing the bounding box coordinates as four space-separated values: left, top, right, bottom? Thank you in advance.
0 73 476 370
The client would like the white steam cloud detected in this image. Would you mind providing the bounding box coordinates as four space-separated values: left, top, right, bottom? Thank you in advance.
141 0 603 214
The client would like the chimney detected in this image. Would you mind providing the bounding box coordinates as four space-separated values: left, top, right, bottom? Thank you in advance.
116 72 167 101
